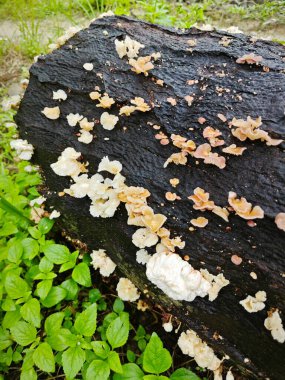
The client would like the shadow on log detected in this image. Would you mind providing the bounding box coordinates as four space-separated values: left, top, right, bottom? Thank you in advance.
15 15 285 379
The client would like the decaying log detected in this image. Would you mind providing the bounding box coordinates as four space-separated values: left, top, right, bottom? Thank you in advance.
15 15 285 379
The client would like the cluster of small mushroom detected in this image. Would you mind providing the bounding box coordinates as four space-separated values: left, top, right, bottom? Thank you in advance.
239 291 266 313
10 139 34 161
48 26 81 51
188 187 264 224
163 134 226 169
264 309 285 344
119 97 151 116
230 116 283 146
67 113 96 144
50 150 229 303
90 249 116 277
178 329 223 371
115 35 161 76
189 187 229 223
236 53 262 65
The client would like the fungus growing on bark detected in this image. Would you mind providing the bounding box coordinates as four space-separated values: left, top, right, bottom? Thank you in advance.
230 116 283 146
42 106 60 120
53 89 67 101
132 227 159 248
129 56 154 76
239 291 266 313
67 113 83 127
116 278 140 301
10 139 34 160
236 53 262 65
228 192 264 220
136 249 151 265
222 144 247 155
275 213 285 231
100 112 119 130
146 252 211 302
115 36 144 59
264 310 285 344
200 269 230 301
90 249 116 277
83 63 93 71
188 187 215 211
190 217 208 228
50 147 86 177
178 329 222 371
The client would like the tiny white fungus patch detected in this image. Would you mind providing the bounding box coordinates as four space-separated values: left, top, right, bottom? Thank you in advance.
100 112 119 130
67 113 83 127
239 291 266 313
49 210 61 219
83 63 94 71
53 89 67 101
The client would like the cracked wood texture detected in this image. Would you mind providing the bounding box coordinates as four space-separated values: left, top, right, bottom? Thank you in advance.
15 15 285 379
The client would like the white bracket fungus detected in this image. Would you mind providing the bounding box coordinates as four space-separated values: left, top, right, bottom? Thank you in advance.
146 252 211 302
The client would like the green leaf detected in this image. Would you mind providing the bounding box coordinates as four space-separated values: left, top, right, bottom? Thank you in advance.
39 257 53 273
2 309 21 329
43 244 70 264
20 368 37 380
5 272 29 299
28 226 42 240
22 238 39 259
144 376 169 380
74 303 97 337
113 363 144 380
106 312 129 349
0 222 18 237
170 368 201 380
72 263 91 287
108 351 122 373
86 359 110 380
20 298 41 328
41 286 67 307
60 279 79 300
10 321 37 346
8 241 23 263
113 298 124 313
143 333 172 374
62 346 86 379
0 328 13 350
36 279 52 300
38 218 54 235
46 328 77 351
2 298 16 311
126 349 136 363
33 342 55 373
44 312 65 335
91 341 110 359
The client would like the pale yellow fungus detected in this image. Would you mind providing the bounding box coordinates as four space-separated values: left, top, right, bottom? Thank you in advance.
42 106 60 120
190 217 208 228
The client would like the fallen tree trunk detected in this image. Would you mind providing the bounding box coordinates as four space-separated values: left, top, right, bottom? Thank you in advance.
15 15 285 379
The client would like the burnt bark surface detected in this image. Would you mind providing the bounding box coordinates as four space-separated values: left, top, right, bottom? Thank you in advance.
15 16 285 379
